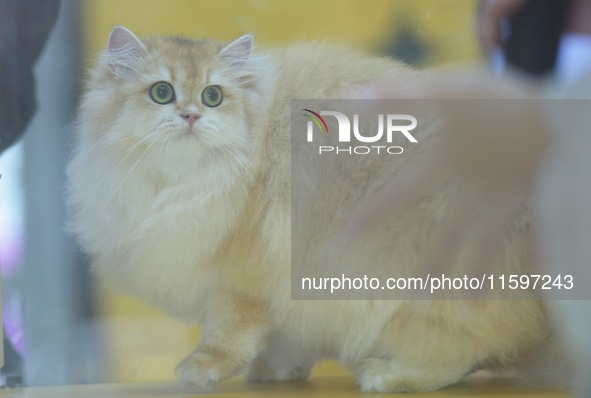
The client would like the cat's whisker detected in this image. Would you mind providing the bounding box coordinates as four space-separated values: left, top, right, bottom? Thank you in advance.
249 54 271 61
148 124 179 175
110 136 137 143
235 79 259 87
224 139 250 167
163 135 171 176
226 149 250 173
209 137 243 177
164 133 175 176
212 140 238 173
213 134 253 179
158 131 169 169
224 148 250 174
107 134 162 200
205 141 214 162
93 129 163 190
116 130 161 150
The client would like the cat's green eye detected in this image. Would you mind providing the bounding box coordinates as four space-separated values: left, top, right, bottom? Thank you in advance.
201 85 223 108
149 82 175 105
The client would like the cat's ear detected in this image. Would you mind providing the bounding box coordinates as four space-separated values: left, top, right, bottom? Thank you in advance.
220 34 254 68
105 26 147 76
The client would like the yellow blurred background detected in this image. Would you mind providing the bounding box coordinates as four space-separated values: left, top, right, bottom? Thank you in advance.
82 0 481 64
81 0 481 382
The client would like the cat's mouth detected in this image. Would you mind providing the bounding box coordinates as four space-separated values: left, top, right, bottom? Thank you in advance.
179 127 199 139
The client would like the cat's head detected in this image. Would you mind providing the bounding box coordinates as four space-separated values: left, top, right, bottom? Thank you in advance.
86 26 263 166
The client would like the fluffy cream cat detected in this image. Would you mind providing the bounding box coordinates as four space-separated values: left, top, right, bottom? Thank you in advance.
67 26 561 392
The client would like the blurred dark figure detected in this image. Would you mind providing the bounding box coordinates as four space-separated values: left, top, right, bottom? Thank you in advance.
505 0 572 77
0 0 61 387
0 0 61 153
479 0 591 79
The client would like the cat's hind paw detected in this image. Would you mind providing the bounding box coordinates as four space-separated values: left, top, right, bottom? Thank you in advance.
356 358 466 393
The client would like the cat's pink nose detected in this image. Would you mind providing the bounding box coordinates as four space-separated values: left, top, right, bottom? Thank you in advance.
180 112 200 126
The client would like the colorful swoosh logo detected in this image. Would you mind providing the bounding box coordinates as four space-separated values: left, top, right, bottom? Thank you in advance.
302 109 329 133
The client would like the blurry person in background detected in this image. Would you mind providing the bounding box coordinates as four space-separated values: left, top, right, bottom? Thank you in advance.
0 0 61 387
0 0 61 154
479 0 591 82
347 0 591 397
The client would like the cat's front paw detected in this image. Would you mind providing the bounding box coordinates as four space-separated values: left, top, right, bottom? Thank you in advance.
176 350 246 387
